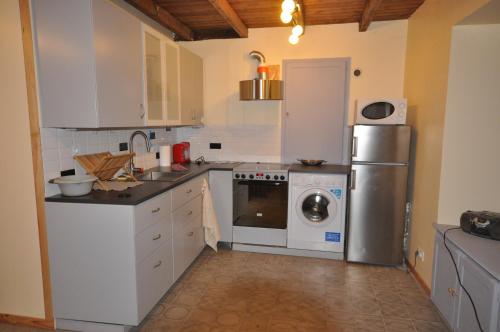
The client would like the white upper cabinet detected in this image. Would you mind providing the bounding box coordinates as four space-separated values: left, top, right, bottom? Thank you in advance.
142 26 181 126
32 0 144 128
180 47 204 126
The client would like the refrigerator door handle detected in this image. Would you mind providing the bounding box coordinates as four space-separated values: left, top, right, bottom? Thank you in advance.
350 169 356 190
352 136 358 157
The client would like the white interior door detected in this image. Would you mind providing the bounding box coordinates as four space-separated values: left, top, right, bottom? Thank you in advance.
282 58 349 164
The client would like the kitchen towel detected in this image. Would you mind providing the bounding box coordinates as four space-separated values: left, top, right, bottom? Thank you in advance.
159 145 172 167
201 178 221 252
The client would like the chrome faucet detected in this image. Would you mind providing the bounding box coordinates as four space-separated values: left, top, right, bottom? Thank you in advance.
129 130 151 172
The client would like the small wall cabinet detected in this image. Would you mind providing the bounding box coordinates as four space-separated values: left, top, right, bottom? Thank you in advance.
32 0 144 128
432 226 500 332
180 47 204 125
143 26 182 126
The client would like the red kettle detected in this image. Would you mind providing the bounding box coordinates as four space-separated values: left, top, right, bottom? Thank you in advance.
172 142 190 164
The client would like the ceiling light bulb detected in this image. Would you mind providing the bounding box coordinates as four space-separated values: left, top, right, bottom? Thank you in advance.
281 0 296 14
280 11 293 24
292 24 304 36
288 34 299 45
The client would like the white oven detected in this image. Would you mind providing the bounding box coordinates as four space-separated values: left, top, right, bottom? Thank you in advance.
355 98 407 125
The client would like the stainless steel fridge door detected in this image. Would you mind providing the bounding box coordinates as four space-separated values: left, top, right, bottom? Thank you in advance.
347 163 408 265
352 125 411 163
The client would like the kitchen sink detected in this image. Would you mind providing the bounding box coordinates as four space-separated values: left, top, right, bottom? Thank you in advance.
138 171 191 182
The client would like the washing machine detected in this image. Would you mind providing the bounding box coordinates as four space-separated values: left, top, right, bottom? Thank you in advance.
287 173 347 252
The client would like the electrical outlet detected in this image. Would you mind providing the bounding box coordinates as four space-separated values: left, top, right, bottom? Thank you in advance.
210 143 222 149
415 248 425 262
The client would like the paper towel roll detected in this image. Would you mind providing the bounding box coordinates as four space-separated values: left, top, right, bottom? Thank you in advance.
159 145 172 167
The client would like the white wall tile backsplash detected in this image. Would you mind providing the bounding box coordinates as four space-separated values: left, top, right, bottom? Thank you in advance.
42 124 282 197
176 125 281 163
41 128 177 196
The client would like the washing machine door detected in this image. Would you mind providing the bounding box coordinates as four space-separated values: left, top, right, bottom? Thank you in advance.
297 189 337 225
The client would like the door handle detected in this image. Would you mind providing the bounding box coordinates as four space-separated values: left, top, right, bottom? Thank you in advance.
352 137 358 157
350 170 356 190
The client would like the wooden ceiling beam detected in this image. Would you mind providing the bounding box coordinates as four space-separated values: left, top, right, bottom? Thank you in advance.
207 0 249 38
359 0 383 32
125 0 194 41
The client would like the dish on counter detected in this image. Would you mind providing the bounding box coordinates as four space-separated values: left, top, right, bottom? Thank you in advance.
297 159 327 166
50 175 97 196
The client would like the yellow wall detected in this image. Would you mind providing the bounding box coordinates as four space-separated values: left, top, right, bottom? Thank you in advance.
438 24 500 225
404 0 490 287
0 0 45 318
181 21 408 127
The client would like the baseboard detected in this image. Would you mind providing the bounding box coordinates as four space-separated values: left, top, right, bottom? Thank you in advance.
407 260 431 296
0 313 54 330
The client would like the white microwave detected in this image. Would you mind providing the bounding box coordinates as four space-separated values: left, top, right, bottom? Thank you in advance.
355 98 407 125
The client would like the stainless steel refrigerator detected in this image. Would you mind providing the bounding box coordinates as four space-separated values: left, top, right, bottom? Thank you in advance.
347 125 411 265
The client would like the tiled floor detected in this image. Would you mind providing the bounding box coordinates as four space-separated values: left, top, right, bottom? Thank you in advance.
138 248 448 332
0 248 448 332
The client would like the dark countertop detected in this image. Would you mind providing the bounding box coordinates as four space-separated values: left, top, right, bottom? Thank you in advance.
289 163 351 175
435 224 500 281
46 162 352 206
45 162 240 206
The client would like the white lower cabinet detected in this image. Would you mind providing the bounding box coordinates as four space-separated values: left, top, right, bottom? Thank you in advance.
432 230 500 332
45 175 207 328
136 239 173 320
171 176 207 281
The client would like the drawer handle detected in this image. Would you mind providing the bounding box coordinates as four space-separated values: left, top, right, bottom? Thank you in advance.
151 207 160 213
186 189 192 194
187 210 193 216
153 260 162 269
188 231 194 237
152 234 161 241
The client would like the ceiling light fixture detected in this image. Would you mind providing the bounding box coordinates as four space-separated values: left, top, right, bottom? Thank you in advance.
280 11 293 24
280 0 305 45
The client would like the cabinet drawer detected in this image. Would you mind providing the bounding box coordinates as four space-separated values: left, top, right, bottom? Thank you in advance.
173 214 204 281
135 217 172 264
172 176 204 210
136 239 173 322
134 192 171 234
173 194 202 227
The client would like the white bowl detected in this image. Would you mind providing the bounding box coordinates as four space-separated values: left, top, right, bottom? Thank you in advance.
51 175 97 196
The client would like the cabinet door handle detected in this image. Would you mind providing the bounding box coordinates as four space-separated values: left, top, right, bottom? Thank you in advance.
187 210 193 216
447 287 456 296
151 207 160 213
188 231 194 237
152 234 161 241
153 260 162 269
140 103 145 119
186 189 192 194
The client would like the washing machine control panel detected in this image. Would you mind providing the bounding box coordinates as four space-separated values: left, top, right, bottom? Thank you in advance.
233 171 288 181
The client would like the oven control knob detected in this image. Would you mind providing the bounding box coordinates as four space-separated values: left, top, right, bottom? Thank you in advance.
266 175 271 180
274 175 279 180
280 175 285 180
249 174 254 179
241 174 246 179
235 173 240 179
